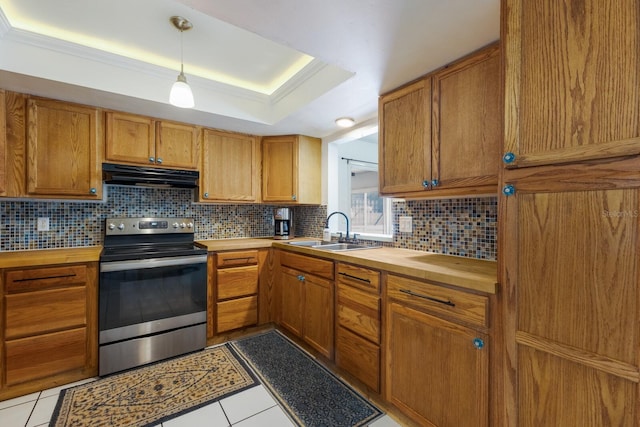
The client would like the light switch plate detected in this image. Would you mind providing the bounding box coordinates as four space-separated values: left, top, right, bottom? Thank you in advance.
399 216 412 233
37 217 50 231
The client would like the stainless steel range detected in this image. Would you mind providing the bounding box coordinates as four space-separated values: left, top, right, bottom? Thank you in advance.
99 217 208 376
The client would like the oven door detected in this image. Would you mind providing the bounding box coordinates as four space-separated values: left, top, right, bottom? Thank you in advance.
99 254 208 344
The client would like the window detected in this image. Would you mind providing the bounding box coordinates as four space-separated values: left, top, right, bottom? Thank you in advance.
349 164 392 236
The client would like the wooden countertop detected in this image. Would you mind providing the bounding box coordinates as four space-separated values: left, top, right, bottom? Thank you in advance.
198 237 497 294
0 247 102 268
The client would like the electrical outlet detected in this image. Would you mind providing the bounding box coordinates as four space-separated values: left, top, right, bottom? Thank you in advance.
399 216 412 233
37 217 50 231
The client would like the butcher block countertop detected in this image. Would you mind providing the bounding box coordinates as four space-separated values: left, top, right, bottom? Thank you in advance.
0 246 102 268
198 237 497 294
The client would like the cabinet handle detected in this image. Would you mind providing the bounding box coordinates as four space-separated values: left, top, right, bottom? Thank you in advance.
89 187 97 194
203 192 209 198
473 338 485 350
431 179 439 188
338 272 371 284
223 257 254 263
502 184 515 196
399 288 455 307
297 274 305 281
502 152 516 164
156 157 163 164
422 180 430 189
13 273 77 284
149 157 155 163
291 194 297 200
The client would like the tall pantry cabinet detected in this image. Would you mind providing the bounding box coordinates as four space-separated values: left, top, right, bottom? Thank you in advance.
501 0 640 426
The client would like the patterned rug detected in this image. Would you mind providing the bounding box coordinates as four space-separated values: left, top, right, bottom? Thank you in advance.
50 344 257 427
232 330 383 427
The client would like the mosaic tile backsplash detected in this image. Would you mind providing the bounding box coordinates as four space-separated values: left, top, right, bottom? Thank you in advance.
0 187 496 260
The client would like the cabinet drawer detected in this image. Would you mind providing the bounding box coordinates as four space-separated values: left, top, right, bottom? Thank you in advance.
216 296 258 333
280 251 334 280
217 250 259 267
387 274 488 328
5 287 87 339
5 265 87 294
337 283 380 344
5 327 86 386
337 263 380 293
336 326 380 392
217 265 258 300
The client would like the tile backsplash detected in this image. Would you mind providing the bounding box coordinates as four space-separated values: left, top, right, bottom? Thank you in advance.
0 188 497 260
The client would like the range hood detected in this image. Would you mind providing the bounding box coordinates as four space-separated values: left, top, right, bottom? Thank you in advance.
103 163 199 188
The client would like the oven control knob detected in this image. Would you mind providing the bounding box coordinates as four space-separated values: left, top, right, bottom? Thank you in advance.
180 222 186 229
108 223 116 230
117 223 125 231
187 222 193 229
173 222 179 229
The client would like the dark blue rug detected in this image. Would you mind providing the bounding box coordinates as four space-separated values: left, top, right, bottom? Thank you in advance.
232 330 383 427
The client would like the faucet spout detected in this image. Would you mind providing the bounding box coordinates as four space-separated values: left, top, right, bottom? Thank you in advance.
325 211 350 241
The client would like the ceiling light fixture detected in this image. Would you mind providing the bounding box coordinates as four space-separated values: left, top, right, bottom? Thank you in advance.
335 117 355 128
169 16 194 108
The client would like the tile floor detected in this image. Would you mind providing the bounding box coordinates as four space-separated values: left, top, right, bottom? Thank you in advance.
0 369 401 427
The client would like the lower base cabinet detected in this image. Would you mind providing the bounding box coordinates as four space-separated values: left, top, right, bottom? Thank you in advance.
336 326 380 391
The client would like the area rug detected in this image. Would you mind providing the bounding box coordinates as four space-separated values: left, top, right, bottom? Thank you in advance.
50 344 258 427
232 330 383 427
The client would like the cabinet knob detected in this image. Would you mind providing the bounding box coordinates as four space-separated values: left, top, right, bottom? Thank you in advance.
89 187 97 194
149 157 155 163
291 194 297 201
502 152 516 164
473 338 485 350
422 180 430 189
203 192 209 198
297 275 305 281
431 179 439 187
502 184 515 196
156 157 163 164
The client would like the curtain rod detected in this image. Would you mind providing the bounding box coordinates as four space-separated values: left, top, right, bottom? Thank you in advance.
341 157 378 166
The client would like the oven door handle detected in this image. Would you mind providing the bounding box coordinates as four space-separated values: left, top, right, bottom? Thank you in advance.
100 255 208 272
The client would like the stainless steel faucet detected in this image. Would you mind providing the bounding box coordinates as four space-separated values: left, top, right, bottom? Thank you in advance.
325 211 350 242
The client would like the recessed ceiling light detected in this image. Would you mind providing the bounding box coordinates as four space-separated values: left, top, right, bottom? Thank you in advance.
335 117 355 128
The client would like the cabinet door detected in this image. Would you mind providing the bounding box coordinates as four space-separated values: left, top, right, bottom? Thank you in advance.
503 0 640 168
0 90 6 196
27 98 101 198
105 112 155 166
501 165 640 425
155 121 200 169
201 129 259 202
379 78 432 195
302 272 333 359
279 266 303 337
262 136 297 203
386 302 488 427
432 44 500 191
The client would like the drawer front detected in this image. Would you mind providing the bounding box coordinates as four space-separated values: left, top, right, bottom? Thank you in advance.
5 265 87 294
337 263 380 293
216 296 258 333
280 251 334 280
5 327 86 385
387 274 488 328
216 250 259 268
337 283 380 344
5 287 87 339
336 326 380 392
217 265 258 300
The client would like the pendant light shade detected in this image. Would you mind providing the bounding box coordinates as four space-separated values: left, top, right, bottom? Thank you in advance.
169 16 194 108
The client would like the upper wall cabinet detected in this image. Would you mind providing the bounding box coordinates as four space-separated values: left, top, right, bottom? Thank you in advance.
27 98 103 199
105 112 200 170
503 0 640 168
262 135 321 204
200 129 260 203
379 43 501 198
0 90 6 196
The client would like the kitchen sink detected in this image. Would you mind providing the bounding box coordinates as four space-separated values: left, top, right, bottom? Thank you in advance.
287 240 379 252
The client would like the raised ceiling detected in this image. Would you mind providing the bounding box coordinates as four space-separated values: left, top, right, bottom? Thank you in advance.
0 0 499 138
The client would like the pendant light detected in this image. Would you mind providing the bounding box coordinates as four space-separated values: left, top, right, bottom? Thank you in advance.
169 16 194 108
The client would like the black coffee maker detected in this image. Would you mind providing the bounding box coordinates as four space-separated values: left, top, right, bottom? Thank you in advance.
274 207 293 240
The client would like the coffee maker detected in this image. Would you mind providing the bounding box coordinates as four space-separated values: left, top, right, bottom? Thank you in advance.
273 207 293 240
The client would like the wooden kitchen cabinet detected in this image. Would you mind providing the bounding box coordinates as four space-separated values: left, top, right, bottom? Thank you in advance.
379 44 501 198
26 98 102 199
211 250 259 335
0 263 98 400
200 129 260 202
105 112 200 169
0 90 6 196
262 135 321 204
279 251 334 358
335 262 382 392
385 273 489 427
503 0 640 168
